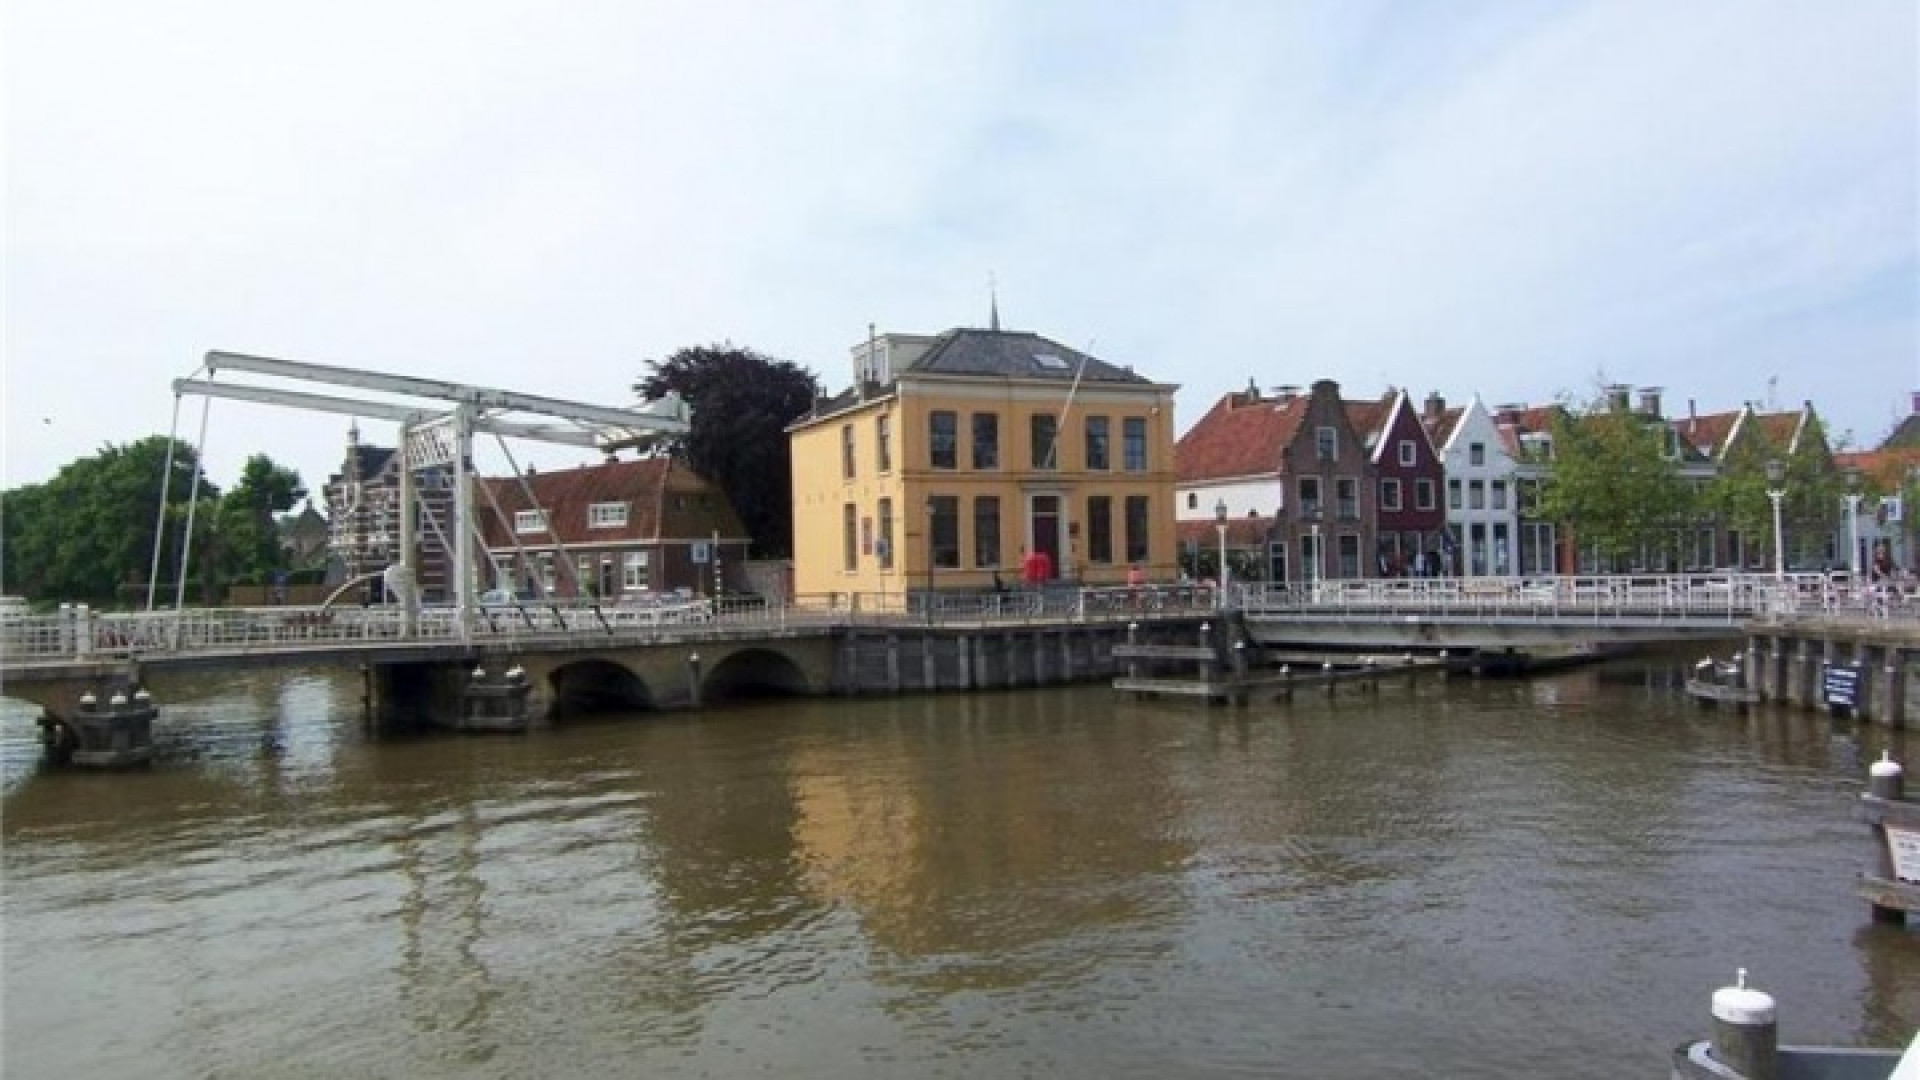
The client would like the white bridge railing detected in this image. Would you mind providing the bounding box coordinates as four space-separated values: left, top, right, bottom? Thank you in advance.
1 574 1909 668
1236 572 1913 623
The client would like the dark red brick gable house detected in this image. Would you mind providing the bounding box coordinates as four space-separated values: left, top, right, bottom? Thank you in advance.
476 457 749 600
1353 388 1446 575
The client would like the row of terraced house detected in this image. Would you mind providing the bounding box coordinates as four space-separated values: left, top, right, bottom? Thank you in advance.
310 319 1912 606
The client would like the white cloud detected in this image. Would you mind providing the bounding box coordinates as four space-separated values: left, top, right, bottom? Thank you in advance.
5 0 1913 495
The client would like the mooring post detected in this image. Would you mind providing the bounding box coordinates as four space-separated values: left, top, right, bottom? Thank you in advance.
1710 969 1778 1080
1125 622 1140 682
1322 660 1335 698
687 652 703 709
1863 752 1911 925
1278 664 1292 703
1198 622 1214 691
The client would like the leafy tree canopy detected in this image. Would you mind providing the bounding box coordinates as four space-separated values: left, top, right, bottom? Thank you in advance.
636 344 820 559
1536 395 1694 566
1 436 218 606
209 455 308 586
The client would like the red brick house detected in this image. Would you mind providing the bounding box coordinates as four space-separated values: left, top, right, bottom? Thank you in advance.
1176 379 1372 582
1351 389 1446 575
476 457 749 600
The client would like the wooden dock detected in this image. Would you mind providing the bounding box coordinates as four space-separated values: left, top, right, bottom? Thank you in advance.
1111 621 1447 703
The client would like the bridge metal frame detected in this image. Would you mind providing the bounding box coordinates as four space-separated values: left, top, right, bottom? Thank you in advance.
169 350 692 639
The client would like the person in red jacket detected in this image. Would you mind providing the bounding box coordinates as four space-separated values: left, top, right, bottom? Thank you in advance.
1021 547 1052 587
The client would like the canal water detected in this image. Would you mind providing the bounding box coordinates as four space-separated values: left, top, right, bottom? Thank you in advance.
3 658 1916 1078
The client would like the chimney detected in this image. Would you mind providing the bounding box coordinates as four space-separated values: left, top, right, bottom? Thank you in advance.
1637 387 1663 418
1243 377 1261 404
1910 390 1919 415
1272 384 1300 403
1606 384 1632 413
1495 404 1522 427
1424 392 1446 421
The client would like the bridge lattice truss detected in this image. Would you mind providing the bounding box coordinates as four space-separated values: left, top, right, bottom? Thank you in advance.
166 350 692 634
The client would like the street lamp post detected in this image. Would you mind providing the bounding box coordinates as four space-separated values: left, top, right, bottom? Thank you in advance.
1765 459 1787 580
1843 467 1863 579
1213 498 1230 611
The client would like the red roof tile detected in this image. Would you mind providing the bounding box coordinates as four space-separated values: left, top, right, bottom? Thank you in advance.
476 458 737 548
1176 391 1308 482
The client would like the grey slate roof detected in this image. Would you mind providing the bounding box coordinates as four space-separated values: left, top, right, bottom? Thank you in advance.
903 329 1151 384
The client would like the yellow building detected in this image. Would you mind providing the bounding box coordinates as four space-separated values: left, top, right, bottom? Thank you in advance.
789 325 1179 607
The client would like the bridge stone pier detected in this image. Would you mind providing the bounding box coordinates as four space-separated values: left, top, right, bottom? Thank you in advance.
1746 620 1913 728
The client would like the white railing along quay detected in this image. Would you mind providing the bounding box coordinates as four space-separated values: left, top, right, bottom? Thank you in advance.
4 574 1912 669
1236 572 1920 624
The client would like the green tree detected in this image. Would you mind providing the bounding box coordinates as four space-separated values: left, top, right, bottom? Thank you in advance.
0 437 217 607
1537 398 1694 569
636 344 821 558
209 455 307 586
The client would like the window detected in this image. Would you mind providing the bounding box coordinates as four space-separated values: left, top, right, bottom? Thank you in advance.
1448 478 1462 510
1468 479 1485 510
973 497 1001 567
842 424 857 479
1381 478 1402 511
1087 495 1114 564
491 554 513 591
1415 478 1436 511
1298 476 1322 516
1491 480 1508 511
930 411 957 469
1031 414 1058 469
1316 427 1337 461
1336 477 1358 520
842 503 858 572
929 496 961 569
1085 416 1110 471
1398 440 1416 466
514 508 549 534
971 413 999 469
536 553 555 592
622 551 649 590
876 415 893 473
877 498 895 570
588 501 628 529
1124 495 1150 563
1469 442 1486 466
1123 417 1148 471
1185 492 1198 510
1337 533 1361 578
577 555 593 595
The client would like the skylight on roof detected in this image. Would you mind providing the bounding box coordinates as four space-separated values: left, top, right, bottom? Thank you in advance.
1033 353 1068 370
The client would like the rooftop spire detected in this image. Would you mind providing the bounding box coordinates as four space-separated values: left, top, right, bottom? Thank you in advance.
989 271 1000 331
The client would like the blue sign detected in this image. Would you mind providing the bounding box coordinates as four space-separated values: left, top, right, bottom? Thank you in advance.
1822 663 1863 711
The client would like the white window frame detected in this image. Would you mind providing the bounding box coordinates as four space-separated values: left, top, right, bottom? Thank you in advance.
515 508 550 534
623 551 649 590
588 501 628 529
1397 440 1415 466
1381 478 1402 512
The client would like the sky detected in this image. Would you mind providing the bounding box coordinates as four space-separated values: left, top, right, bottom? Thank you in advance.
5 0 1916 500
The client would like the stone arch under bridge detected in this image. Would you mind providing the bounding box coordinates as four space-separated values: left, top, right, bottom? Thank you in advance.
502 636 834 719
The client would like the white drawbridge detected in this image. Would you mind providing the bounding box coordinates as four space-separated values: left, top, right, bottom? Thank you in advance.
161 349 690 641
